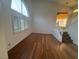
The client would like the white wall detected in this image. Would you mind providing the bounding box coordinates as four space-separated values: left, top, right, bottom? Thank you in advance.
0 0 32 51
0 0 9 59
67 15 78 45
32 2 56 34
32 2 71 42
0 21 8 59
53 28 62 42
0 19 8 59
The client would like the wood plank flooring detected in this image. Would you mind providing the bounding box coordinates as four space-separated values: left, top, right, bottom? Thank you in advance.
8 33 78 59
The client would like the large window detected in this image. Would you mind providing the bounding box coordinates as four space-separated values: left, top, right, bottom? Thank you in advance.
12 15 29 33
11 0 29 33
11 0 29 17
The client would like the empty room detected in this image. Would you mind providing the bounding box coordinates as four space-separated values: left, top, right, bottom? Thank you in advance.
0 0 78 59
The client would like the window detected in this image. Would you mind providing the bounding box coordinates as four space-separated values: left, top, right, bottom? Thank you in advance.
11 0 29 33
24 20 29 29
11 0 29 17
20 19 25 31
12 16 20 32
12 15 29 33
11 0 21 13
22 3 29 17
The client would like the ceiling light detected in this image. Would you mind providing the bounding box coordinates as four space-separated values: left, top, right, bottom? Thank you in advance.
56 12 68 28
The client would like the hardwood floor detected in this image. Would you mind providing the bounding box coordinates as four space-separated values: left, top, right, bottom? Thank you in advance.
8 33 78 59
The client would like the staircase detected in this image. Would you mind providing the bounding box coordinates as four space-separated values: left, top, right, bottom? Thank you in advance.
62 32 73 43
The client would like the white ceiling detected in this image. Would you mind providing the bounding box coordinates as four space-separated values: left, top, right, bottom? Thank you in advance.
31 0 77 8
48 0 78 8
31 0 77 14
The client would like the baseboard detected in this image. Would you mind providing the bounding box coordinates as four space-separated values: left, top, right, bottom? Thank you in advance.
32 32 52 35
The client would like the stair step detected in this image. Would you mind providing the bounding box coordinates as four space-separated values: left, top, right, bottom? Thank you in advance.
63 37 71 40
63 38 73 42
63 39 73 41
62 32 73 43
